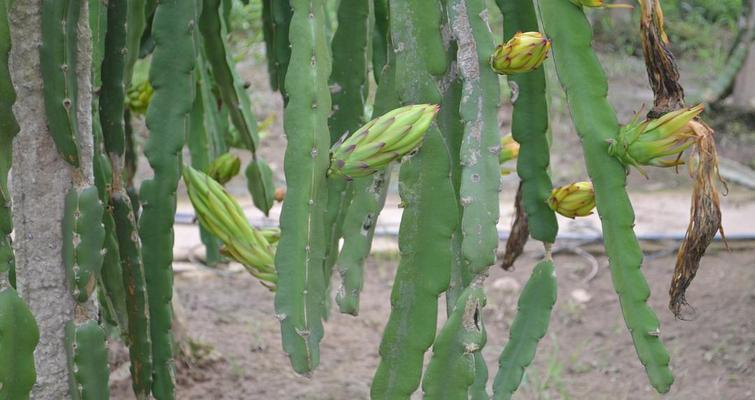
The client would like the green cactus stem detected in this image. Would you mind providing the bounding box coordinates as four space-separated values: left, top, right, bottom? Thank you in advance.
200 0 275 216
496 0 558 245
335 41 399 316
64 321 110 400
539 0 674 392
322 0 371 312
492 259 557 400
0 0 18 284
0 288 39 400
261 0 292 97
62 187 106 303
112 192 153 399
422 283 487 400
372 0 389 83
371 0 458 397
139 0 200 397
40 0 82 166
124 0 146 86
274 0 332 374
99 0 127 156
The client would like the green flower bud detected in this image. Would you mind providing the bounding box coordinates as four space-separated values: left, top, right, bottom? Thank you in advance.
570 0 633 8
207 153 242 185
548 181 596 218
328 104 439 180
490 32 551 75
499 133 520 176
608 104 704 176
182 166 277 289
126 81 153 115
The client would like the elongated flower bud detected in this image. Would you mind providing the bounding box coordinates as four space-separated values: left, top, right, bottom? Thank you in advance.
570 0 633 8
548 181 596 218
126 80 153 115
608 104 704 176
499 133 520 176
182 165 277 289
490 32 551 75
328 104 439 180
207 153 241 185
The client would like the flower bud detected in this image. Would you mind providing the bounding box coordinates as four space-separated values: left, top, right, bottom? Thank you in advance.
183 166 277 288
490 32 550 75
548 181 596 218
499 134 520 164
499 134 520 176
329 104 440 180
608 104 704 176
126 80 153 115
207 153 242 185
570 0 633 8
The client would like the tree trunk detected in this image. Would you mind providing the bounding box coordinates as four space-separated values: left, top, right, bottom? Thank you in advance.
8 1 95 399
733 41 755 109
733 0 755 109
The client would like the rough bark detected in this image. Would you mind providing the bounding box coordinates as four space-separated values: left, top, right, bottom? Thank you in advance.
8 1 95 399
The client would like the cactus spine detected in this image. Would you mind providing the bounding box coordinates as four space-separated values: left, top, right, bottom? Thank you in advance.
0 288 39 400
274 0 332 374
0 0 18 285
40 0 82 166
323 0 370 313
371 0 458 397
539 0 673 392
140 0 200 397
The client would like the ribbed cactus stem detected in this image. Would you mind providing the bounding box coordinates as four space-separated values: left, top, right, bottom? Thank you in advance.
371 0 458 397
422 1 500 397
139 0 201 397
0 0 18 287
274 0 332 375
539 0 674 392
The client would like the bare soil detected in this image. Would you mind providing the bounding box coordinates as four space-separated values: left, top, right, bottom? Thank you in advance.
109 245 755 400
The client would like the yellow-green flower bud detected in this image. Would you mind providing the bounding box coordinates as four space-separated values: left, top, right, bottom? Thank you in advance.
207 153 242 185
548 181 596 218
570 0 633 8
183 166 277 288
608 104 704 176
126 80 153 115
499 134 520 176
499 134 520 164
329 104 439 180
490 32 551 75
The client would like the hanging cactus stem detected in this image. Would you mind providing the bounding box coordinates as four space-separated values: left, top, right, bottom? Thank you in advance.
40 0 82 166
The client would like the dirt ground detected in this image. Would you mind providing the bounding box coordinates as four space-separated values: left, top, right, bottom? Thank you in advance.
108 245 755 400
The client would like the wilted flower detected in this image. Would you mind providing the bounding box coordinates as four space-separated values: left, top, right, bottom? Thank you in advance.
329 104 439 180
490 32 550 75
608 104 704 176
548 181 596 218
